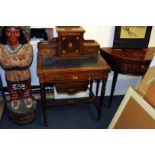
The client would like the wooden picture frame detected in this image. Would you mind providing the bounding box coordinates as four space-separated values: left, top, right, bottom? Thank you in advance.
113 26 152 49
108 87 155 129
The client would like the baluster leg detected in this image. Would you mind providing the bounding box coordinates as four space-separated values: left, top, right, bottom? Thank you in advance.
108 71 118 108
40 83 48 126
96 79 106 121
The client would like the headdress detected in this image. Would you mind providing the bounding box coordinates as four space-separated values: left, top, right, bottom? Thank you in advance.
19 26 31 42
0 26 31 42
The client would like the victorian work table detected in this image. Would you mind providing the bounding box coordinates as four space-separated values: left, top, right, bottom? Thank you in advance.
100 47 155 107
37 45 110 126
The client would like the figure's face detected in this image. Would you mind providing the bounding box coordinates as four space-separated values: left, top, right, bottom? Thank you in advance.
5 27 20 46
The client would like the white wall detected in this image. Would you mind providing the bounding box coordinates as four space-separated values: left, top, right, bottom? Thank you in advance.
83 26 115 47
1 26 155 96
83 26 155 48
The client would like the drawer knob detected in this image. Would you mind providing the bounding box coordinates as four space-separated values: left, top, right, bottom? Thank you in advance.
55 75 63 80
141 65 145 69
72 75 78 80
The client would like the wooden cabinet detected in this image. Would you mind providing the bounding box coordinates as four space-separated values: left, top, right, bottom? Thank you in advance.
56 26 85 57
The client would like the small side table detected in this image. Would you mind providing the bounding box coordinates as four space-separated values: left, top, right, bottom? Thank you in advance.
100 47 155 107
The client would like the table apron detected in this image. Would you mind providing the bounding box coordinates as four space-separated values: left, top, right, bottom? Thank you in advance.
38 71 108 83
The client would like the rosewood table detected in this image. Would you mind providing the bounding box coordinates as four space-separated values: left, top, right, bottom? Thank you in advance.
37 54 110 126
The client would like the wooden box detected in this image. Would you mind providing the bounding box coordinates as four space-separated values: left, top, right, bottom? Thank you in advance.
37 38 58 56
56 26 85 57
83 40 100 55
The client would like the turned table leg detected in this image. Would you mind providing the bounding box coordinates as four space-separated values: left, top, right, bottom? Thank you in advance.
96 80 100 96
96 79 106 121
40 83 48 126
108 71 118 108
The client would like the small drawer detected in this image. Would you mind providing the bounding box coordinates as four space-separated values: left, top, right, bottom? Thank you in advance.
116 61 148 75
83 40 100 55
55 81 88 94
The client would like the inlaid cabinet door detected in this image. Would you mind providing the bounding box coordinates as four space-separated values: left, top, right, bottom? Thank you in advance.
56 26 85 57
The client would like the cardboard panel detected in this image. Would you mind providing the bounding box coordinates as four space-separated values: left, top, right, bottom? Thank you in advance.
114 98 155 129
137 66 155 96
108 87 155 129
144 80 155 108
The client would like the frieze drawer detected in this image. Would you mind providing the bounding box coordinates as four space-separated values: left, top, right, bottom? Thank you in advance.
42 71 107 83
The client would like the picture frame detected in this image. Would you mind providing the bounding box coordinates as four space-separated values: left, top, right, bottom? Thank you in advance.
113 26 152 49
108 87 155 129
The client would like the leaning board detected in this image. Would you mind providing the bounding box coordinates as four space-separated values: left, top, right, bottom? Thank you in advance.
0 100 5 120
108 87 155 129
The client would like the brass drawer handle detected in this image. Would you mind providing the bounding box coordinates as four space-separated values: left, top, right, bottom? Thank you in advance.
46 50 50 54
89 74 94 78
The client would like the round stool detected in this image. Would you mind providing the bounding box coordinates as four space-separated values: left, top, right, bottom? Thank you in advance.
9 109 36 124
7 99 37 124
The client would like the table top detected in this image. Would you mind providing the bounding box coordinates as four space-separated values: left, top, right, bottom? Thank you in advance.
56 26 85 33
37 54 110 74
101 47 155 62
41 55 104 69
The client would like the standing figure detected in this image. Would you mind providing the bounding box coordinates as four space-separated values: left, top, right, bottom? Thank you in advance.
0 26 36 123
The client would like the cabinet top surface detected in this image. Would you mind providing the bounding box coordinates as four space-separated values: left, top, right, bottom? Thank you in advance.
56 26 85 33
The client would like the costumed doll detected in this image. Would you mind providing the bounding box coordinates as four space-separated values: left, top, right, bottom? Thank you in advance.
0 26 36 123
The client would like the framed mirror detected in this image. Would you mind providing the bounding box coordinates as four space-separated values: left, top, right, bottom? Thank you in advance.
113 26 152 49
